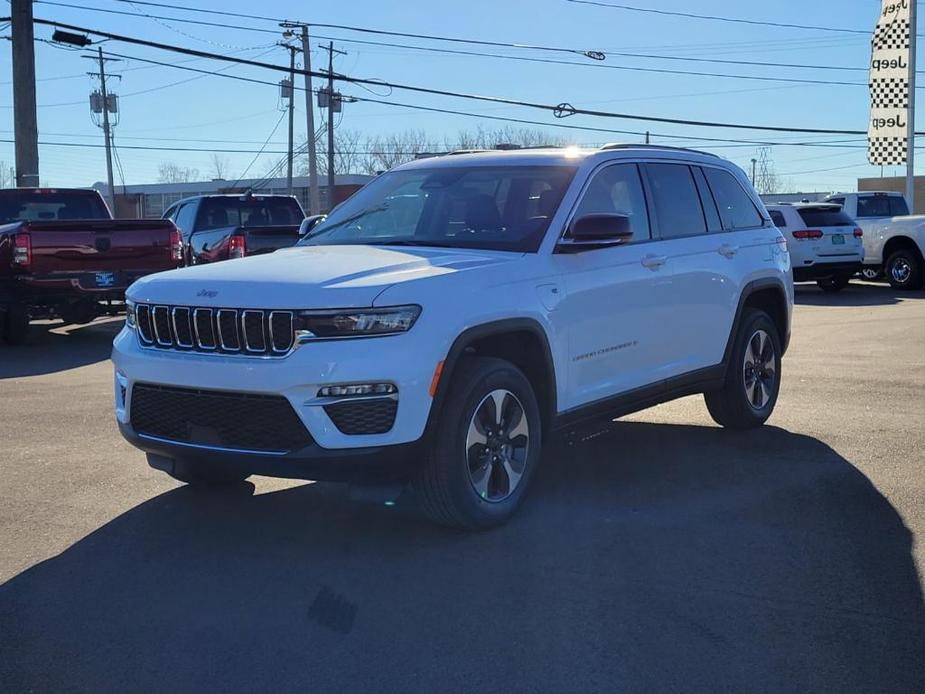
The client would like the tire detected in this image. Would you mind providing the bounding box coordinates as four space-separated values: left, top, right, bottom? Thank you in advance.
704 309 782 430
413 356 542 530
817 275 850 292
2 303 29 345
860 267 883 282
149 454 250 486
885 249 923 290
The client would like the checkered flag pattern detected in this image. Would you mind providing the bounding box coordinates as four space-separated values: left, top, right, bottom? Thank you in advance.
872 18 911 50
870 77 910 109
869 135 908 165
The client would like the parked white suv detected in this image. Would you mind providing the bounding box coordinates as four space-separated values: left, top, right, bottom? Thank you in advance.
113 146 793 528
766 202 863 292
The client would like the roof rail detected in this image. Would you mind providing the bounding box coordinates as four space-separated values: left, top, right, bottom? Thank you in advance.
446 149 491 156
599 143 720 158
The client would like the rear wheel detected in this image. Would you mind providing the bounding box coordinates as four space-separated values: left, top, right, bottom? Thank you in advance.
817 275 850 292
705 309 781 430
413 357 542 529
2 303 29 345
885 249 923 290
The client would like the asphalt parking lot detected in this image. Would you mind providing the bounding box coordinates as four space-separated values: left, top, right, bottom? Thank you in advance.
2 282 924 693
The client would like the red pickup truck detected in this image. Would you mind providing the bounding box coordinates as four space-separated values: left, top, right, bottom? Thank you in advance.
0 188 182 344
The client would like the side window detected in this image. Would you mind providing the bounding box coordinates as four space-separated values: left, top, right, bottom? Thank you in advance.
889 196 910 216
174 203 198 235
692 167 722 232
702 167 764 230
645 163 706 238
768 210 787 228
163 204 178 221
572 163 650 242
856 195 891 218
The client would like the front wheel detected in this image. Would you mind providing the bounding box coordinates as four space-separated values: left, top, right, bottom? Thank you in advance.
413 357 542 529
860 267 882 282
705 309 782 430
885 249 923 290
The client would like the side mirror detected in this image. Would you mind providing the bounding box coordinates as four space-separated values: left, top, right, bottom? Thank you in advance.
558 213 634 252
299 214 327 237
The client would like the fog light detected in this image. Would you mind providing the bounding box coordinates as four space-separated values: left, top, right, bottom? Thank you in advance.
318 383 397 398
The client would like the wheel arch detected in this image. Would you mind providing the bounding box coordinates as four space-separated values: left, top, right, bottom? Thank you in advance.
883 235 925 266
724 278 791 363
428 319 558 439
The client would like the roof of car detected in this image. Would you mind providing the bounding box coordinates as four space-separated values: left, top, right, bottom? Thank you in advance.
767 202 842 210
391 145 728 171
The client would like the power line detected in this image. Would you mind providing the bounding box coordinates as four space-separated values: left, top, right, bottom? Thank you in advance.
564 1 875 36
30 17 881 135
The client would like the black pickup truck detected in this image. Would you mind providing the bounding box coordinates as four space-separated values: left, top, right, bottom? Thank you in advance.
0 188 181 344
163 193 305 264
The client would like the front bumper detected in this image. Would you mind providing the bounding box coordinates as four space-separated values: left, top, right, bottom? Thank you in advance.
118 421 422 484
792 260 863 282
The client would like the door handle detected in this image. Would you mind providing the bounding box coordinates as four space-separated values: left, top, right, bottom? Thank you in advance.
718 244 739 258
641 254 668 269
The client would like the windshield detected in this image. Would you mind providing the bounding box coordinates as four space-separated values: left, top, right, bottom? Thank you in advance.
0 190 110 223
300 165 578 252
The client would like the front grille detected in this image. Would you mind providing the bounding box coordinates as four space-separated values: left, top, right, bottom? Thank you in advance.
136 304 294 356
324 398 398 435
131 383 313 453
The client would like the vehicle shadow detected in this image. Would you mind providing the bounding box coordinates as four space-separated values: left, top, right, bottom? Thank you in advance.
1 422 923 693
0 318 120 379
793 281 924 307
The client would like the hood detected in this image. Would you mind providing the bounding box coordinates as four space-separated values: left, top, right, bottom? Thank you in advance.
127 244 521 308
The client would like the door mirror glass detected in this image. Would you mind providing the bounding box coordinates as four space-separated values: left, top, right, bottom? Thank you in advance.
299 214 327 237
569 213 633 243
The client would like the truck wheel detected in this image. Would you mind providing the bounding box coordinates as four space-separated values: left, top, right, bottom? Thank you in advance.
885 249 923 290
413 357 542 530
2 304 30 345
147 454 249 486
817 276 850 292
705 309 781 430
860 267 882 282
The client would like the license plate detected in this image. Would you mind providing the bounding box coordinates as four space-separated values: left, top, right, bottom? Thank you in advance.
831 234 845 245
95 271 116 288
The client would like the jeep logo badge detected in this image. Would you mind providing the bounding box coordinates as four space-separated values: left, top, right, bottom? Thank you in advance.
196 289 218 298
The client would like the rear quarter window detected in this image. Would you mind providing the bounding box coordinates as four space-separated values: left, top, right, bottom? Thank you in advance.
702 167 764 230
768 210 787 228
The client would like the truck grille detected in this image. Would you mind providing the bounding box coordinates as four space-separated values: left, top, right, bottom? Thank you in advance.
324 398 398 435
136 304 294 356
130 383 313 454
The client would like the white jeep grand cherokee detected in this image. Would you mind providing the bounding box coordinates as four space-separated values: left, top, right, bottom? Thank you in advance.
113 145 793 528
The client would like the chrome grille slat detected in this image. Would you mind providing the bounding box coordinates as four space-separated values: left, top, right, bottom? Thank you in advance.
134 304 293 357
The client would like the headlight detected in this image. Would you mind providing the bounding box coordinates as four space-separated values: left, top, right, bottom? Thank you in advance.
125 299 136 329
296 305 421 339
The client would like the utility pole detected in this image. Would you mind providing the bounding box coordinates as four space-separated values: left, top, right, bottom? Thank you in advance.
326 41 336 209
280 41 299 195
281 23 321 213
751 158 758 186
906 0 918 212
11 0 40 187
86 48 117 214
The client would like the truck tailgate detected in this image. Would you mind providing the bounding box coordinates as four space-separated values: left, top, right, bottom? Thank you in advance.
24 220 178 274
244 226 301 256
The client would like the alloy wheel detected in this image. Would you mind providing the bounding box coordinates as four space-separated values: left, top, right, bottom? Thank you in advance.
891 257 912 285
743 329 776 410
465 389 530 502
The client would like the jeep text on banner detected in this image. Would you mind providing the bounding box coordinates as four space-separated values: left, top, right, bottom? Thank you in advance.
869 0 914 165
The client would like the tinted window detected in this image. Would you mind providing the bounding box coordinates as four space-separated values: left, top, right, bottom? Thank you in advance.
573 163 650 241
692 166 722 231
0 190 109 223
645 164 706 238
856 195 891 218
890 196 910 216
769 210 787 228
797 207 854 227
703 167 763 230
197 197 304 231
303 166 578 253
175 203 197 234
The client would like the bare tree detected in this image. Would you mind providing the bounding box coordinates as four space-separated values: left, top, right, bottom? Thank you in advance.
451 125 568 151
157 162 200 184
753 147 780 195
209 154 231 180
0 161 14 188
362 129 431 174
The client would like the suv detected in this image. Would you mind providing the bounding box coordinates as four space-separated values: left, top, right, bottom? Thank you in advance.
766 202 863 292
112 146 793 529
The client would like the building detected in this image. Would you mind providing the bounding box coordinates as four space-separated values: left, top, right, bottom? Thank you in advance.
93 174 374 219
857 176 925 214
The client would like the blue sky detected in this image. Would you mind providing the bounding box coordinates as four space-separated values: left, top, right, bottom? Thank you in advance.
0 0 903 191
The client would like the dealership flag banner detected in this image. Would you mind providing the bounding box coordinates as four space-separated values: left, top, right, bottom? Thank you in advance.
869 0 915 165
